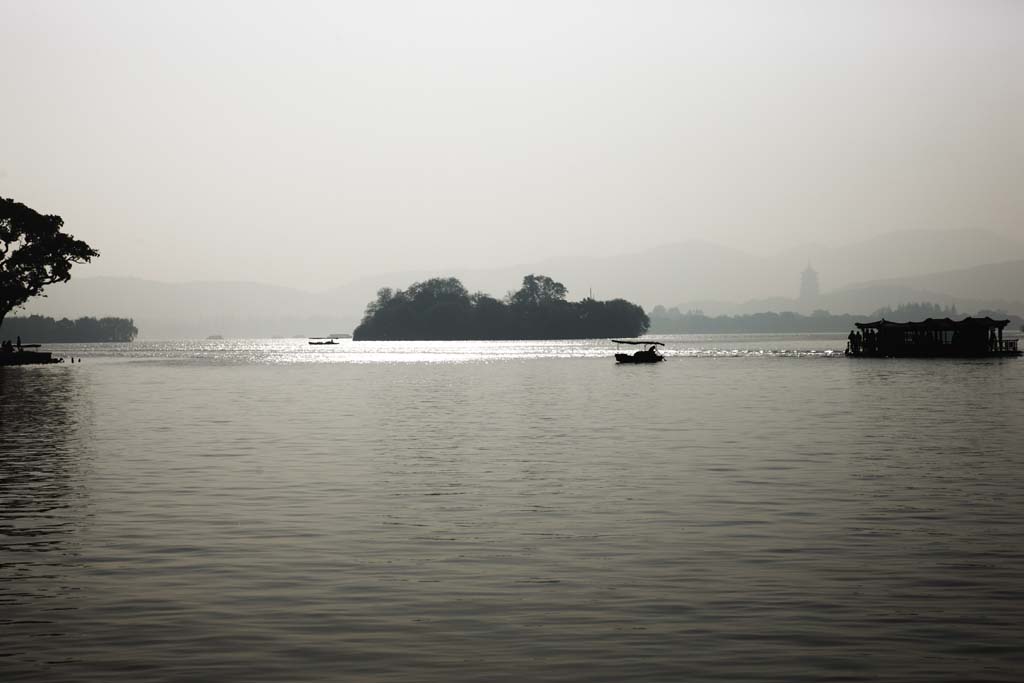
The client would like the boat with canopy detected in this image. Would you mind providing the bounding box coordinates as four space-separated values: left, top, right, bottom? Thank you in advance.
846 317 1021 358
612 339 665 364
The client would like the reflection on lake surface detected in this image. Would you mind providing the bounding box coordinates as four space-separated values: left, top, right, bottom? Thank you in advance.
2 337 1023 681
0 367 93 671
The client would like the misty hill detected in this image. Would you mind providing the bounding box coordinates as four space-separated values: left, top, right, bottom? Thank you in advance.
336 228 1024 313
771 229 1024 296
817 261 1024 317
832 259 1024 308
21 277 366 340
448 227 1024 310
669 260 1024 317
22 229 1024 339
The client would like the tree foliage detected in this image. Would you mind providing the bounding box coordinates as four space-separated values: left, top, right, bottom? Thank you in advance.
871 302 958 321
0 197 99 329
649 308 873 334
648 302 1022 334
506 274 568 308
353 274 649 340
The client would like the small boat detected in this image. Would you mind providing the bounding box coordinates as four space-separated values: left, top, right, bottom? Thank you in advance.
308 339 338 345
612 339 665 363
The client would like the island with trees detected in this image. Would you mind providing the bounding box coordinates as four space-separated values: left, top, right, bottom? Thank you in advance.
2 315 138 343
352 274 649 340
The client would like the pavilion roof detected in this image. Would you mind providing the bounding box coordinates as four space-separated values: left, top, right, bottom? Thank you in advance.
855 316 1009 331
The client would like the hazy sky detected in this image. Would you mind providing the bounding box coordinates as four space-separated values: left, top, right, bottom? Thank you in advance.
3 1 1021 289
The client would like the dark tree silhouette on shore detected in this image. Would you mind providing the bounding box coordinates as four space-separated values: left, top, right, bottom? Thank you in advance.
0 197 98 331
353 274 649 340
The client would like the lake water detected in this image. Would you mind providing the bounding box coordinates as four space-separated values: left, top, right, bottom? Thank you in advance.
2 336 1023 681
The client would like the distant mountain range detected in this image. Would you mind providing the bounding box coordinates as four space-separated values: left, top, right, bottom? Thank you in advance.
20 278 356 341
648 229 1024 314
825 259 1024 316
19 228 1024 339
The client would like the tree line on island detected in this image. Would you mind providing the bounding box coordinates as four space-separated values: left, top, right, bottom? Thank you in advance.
648 302 1023 334
2 315 138 343
353 274 649 340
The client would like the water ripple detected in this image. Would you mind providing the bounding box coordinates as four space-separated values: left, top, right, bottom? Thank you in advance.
1 340 1022 681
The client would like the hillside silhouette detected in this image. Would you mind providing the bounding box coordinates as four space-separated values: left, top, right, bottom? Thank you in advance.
21 230 1023 338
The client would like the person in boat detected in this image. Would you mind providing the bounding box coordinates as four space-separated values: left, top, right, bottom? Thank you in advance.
633 344 660 360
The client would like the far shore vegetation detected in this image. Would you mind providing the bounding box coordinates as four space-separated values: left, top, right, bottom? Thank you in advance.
3 315 138 343
353 274 649 341
649 302 1023 334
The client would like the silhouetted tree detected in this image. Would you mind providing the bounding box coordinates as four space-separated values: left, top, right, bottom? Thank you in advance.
0 197 98 331
364 287 394 318
507 274 568 308
872 302 958 321
407 277 470 304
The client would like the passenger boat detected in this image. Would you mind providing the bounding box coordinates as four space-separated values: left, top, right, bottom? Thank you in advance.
612 339 665 363
846 317 1021 358
308 338 338 345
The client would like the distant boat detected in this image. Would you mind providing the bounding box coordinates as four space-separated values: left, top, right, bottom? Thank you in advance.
612 340 665 364
328 333 352 339
206 335 224 340
308 339 338 345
